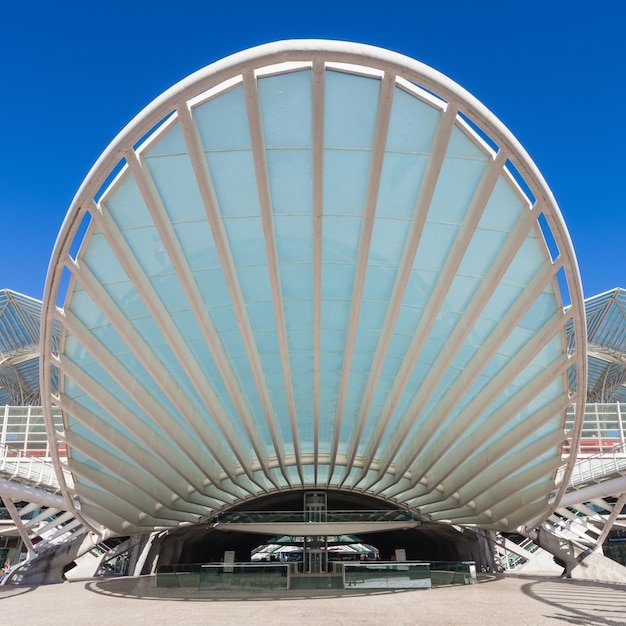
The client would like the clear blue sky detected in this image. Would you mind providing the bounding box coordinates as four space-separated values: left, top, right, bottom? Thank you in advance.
1 0 624 301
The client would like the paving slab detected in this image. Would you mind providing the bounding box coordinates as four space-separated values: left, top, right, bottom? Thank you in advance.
2 574 626 625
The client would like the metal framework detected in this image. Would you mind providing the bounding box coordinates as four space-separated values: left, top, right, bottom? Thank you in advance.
0 290 59 405
568 288 626 403
40 40 586 536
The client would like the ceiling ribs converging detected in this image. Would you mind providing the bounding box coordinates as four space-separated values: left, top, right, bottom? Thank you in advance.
41 41 586 535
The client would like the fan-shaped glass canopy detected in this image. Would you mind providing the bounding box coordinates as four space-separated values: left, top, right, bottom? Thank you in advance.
41 40 586 534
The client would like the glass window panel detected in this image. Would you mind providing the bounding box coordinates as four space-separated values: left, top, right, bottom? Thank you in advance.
258 70 312 148
402 268 439 309
253 329 280 354
368 217 409 266
274 215 313 263
82 232 129 285
280 263 313 299
247 302 277 333
387 86 441 154
441 275 482 314
210 305 242 335
325 70 380 149
518 292 559 333
123 225 174 277
150 274 191 312
194 84 251 151
412 222 458 272
225 217 267 266
196 268 232 307
428 155 486 226
321 299 351 330
323 150 371 216
143 119 188 157
321 264 356 300
69 290 109 330
320 328 346 354
376 152 429 219
501 237 546 286
205 151 260 218
480 283 524 323
456 228 509 278
173 220 220 269
284 300 313 329
145 153 206 223
266 149 313 215
357 301 387 331
353 328 379 356
322 214 362 262
479 175 527 232
104 173 153 230
237 265 273 303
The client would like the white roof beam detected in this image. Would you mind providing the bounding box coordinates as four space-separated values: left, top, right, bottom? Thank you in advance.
69 457 201 525
57 392 231 508
342 135 503 487
429 394 568 496
395 307 571 492
387 309 572 489
418 431 565 515
86 203 264 490
176 102 291 487
75 482 179 530
312 58 325 482
243 69 303 480
593 492 626 547
2 496 36 556
399 393 567 504
326 71 396 483
57 311 239 501
343 105 458 485
63 254 245 489
357 202 547 489
73 459 206 525
446 466 560 526
124 148 280 491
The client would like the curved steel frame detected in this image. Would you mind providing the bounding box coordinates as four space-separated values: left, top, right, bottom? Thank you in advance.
40 40 587 535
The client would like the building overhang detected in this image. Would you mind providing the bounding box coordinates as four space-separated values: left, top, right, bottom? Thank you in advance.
212 521 420 535
40 40 587 535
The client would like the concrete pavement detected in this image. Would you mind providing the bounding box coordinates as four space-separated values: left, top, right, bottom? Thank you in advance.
2 574 626 625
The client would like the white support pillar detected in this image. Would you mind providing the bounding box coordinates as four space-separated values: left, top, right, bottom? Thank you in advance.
2 496 37 558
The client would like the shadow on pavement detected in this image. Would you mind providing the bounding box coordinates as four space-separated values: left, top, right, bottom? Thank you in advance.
0 585 38 601
520 576 626 626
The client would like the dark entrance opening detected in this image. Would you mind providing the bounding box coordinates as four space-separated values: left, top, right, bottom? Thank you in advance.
153 489 493 573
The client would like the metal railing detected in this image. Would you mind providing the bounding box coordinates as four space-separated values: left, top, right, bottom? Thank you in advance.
565 442 626 487
211 509 423 525
0 442 73 491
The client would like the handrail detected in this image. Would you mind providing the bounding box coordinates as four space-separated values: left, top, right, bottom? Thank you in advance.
0 442 73 491
211 509 424 525
562 442 626 488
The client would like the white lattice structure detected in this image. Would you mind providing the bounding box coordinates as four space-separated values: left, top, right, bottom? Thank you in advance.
37 41 586 538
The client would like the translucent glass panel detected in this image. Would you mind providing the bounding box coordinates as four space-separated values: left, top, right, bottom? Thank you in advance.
51 47 580 532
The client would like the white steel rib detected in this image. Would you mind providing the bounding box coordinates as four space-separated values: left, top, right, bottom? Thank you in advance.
39 40 586 534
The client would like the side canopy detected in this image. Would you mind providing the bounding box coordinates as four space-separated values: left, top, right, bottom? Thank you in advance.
41 41 586 535
575 288 626 402
0 289 59 405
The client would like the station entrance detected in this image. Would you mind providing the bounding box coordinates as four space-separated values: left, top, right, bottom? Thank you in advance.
303 492 328 574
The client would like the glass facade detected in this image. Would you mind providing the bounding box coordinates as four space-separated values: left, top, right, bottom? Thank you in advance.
38 42 586 534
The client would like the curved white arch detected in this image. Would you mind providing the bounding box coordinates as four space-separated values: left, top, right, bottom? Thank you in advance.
41 40 586 534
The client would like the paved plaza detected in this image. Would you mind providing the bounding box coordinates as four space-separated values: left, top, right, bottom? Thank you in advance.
2 574 626 625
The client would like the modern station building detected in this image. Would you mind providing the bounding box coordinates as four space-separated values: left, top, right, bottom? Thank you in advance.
2 40 626 585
